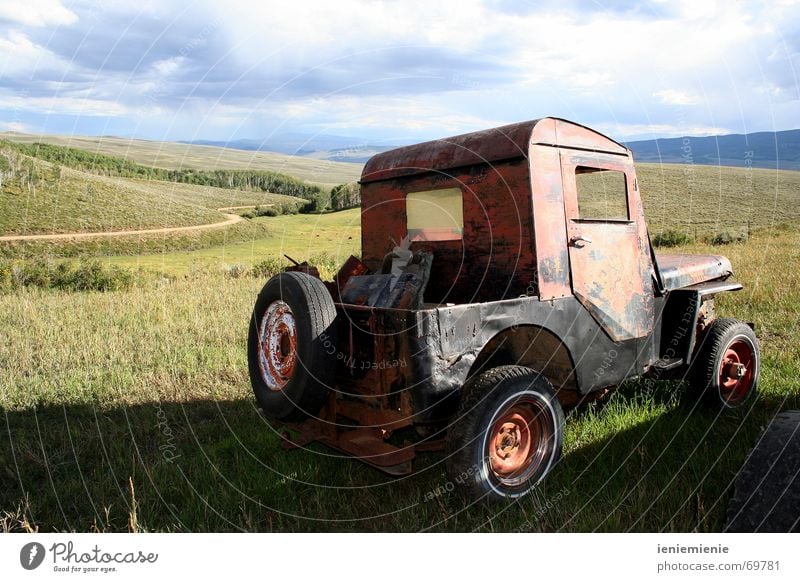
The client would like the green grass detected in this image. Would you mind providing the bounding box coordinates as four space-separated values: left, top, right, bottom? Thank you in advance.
0 147 306 234
106 209 361 275
0 132 362 188
100 163 800 276
0 148 308 258
0 219 275 260
1 227 798 532
2 143 799 531
0 149 219 234
637 163 800 239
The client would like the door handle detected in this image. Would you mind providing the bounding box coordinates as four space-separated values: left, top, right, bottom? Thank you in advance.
570 235 592 247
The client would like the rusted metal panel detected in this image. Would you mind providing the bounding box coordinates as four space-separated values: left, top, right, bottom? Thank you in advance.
530 144 571 300
361 120 541 183
361 117 630 184
360 159 536 304
560 150 655 341
326 255 369 302
533 118 629 155
656 253 733 290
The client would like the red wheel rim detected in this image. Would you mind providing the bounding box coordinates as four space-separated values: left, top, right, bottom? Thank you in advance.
487 397 554 487
258 300 297 391
718 338 755 405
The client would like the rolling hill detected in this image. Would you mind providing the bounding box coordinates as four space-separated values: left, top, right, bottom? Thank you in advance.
0 132 363 187
0 147 305 235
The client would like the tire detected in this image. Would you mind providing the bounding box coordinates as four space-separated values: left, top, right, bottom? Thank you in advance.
445 365 565 502
725 411 800 532
691 318 759 409
247 271 336 422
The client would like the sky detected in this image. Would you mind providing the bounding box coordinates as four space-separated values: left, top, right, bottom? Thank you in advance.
0 0 798 147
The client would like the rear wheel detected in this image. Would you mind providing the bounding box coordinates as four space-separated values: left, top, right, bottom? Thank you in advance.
446 366 564 502
247 271 336 422
691 318 759 409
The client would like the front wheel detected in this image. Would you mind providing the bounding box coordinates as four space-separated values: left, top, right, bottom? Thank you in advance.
691 318 760 409
445 366 564 502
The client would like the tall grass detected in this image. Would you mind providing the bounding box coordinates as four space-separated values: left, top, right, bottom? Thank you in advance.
1 229 798 532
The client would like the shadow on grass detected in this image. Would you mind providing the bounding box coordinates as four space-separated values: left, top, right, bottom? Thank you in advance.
1 383 797 532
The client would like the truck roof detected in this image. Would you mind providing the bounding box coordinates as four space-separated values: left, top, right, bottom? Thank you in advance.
361 117 630 184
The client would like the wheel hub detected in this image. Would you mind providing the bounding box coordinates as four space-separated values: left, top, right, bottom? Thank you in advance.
487 402 552 485
258 300 298 391
718 338 755 405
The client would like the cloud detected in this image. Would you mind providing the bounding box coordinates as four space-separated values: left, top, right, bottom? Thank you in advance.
602 122 730 139
0 0 797 142
0 91 129 116
0 120 29 132
654 90 701 106
0 0 77 27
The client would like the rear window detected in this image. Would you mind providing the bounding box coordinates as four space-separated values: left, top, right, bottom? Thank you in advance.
575 167 629 221
406 187 464 241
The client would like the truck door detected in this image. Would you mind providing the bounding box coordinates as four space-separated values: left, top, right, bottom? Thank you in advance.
560 150 654 341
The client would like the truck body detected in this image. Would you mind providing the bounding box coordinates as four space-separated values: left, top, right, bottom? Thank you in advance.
248 117 758 500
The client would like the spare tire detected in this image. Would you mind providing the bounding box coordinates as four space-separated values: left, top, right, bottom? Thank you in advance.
726 411 800 532
247 271 337 422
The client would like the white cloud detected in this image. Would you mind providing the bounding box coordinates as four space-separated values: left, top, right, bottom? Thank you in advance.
654 90 700 106
0 30 72 76
599 123 730 139
0 92 129 116
151 56 186 77
0 0 77 27
0 120 29 132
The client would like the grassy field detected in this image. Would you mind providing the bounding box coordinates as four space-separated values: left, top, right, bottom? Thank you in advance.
0 147 307 233
107 209 361 274
2 143 799 531
1 227 798 532
0 147 307 258
0 132 362 188
636 163 800 238
93 162 800 277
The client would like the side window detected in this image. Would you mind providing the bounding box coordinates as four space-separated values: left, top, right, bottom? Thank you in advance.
574 167 629 221
406 187 464 241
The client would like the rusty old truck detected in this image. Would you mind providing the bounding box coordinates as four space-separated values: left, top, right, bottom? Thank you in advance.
247 117 759 502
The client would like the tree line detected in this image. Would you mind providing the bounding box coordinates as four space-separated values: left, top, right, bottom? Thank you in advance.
330 182 361 210
2 141 325 200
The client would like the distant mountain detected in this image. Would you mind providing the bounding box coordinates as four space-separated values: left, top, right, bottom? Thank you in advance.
188 128 800 170
185 133 399 163
625 129 800 171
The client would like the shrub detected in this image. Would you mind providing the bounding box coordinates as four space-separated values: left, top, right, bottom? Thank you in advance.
299 191 331 214
0 261 11 291
254 205 280 217
0 259 133 292
240 210 256 219
70 260 133 291
709 231 748 246
224 263 249 279
652 230 692 248
250 259 282 279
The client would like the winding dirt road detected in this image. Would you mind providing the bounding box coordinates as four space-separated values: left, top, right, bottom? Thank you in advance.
0 206 259 242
